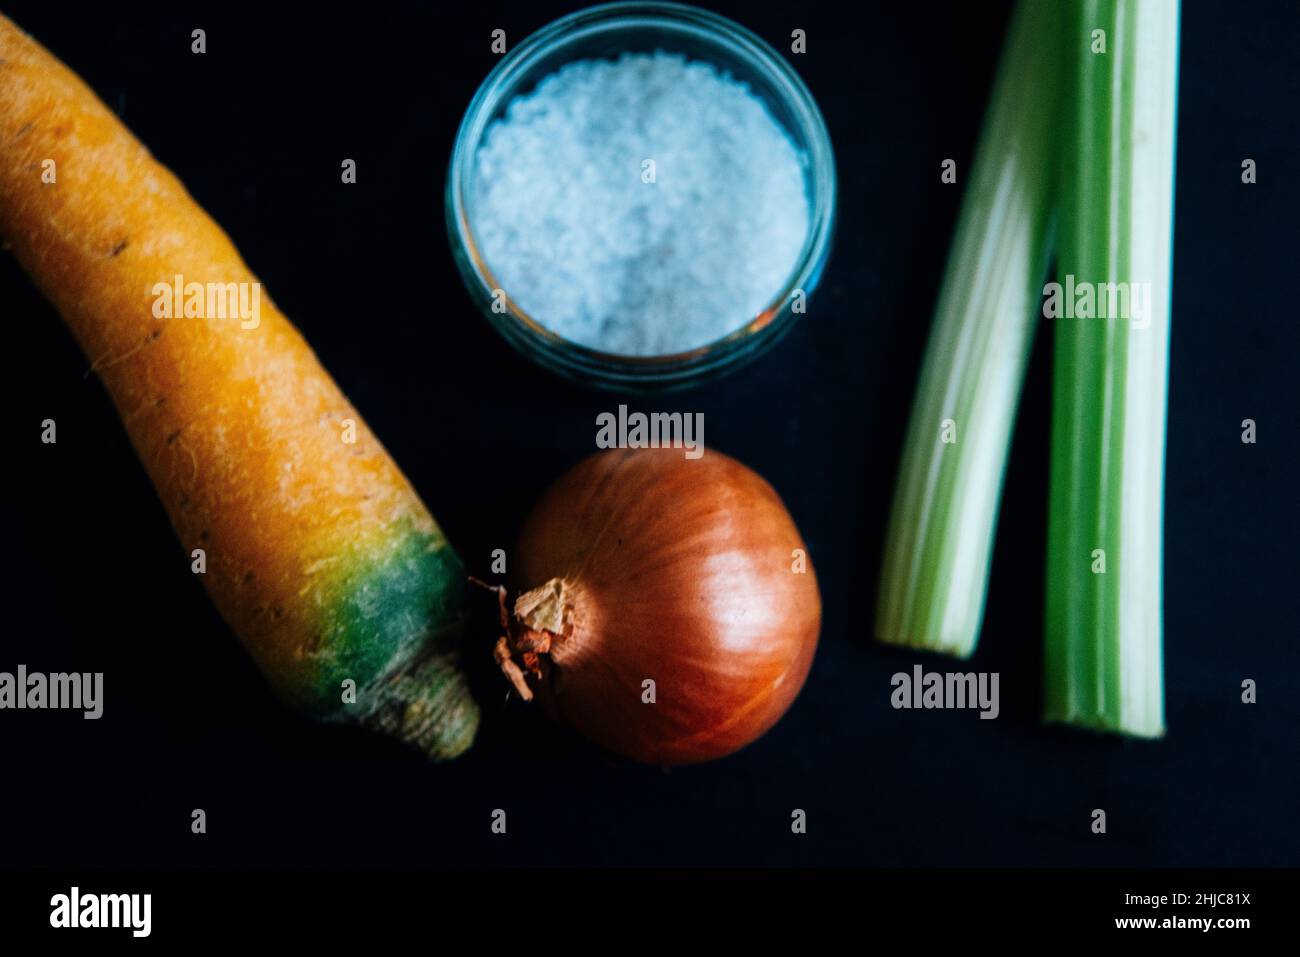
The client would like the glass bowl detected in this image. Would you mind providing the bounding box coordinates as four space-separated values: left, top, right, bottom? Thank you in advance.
446 1 836 392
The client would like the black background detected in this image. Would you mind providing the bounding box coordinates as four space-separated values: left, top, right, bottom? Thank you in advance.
1 0 1296 870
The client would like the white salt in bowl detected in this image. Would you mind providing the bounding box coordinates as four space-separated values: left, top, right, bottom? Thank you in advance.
447 1 836 391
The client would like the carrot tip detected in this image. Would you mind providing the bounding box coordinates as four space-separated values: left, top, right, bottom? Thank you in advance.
359 645 480 760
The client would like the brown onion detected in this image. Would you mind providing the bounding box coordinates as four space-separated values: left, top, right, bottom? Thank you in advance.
492 447 821 765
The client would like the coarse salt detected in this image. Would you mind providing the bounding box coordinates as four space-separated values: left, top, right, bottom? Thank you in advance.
470 52 810 357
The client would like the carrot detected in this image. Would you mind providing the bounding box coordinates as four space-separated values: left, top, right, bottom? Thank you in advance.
0 15 478 758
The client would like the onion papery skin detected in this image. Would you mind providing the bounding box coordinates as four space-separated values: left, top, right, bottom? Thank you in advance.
511 448 821 766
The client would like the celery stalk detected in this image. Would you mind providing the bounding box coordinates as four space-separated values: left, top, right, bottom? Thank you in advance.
1044 0 1179 736
876 0 1058 657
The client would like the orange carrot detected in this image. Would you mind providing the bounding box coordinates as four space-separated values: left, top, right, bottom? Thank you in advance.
0 14 478 758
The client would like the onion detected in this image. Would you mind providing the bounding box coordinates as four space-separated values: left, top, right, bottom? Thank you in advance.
492 447 821 765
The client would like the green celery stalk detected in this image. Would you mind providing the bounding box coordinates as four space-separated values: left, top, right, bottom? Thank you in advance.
1044 0 1180 736
876 0 1059 657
